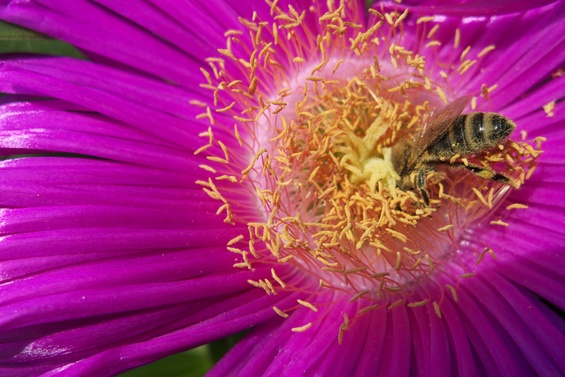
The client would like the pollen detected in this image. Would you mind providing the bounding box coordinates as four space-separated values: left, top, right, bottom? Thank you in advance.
490 219 509 227
273 306 289 318
506 203 528 210
437 224 454 232
194 0 543 334
297 299 318 312
291 323 313 332
543 100 556 117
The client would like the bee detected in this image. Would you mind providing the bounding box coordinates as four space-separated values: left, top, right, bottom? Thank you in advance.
391 96 516 205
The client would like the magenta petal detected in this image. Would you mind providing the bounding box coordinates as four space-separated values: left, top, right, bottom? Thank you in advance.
497 252 565 312
2 288 294 377
441 299 482 376
208 290 340 377
503 76 565 121
463 274 565 376
0 0 563 376
1 265 268 331
486 272 565 371
408 304 453 376
398 0 559 16
456 284 532 376
0 1 210 86
460 2 564 102
379 305 412 377
0 60 210 149
92 0 227 58
0 158 214 208
352 309 388 375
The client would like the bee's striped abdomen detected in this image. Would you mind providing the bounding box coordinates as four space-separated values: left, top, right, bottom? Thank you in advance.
429 112 515 159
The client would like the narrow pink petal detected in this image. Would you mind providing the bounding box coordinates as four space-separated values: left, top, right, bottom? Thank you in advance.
352 307 389 375
2 288 295 377
0 0 210 86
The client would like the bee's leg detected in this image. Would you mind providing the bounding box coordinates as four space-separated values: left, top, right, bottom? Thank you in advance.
416 168 430 206
452 163 519 188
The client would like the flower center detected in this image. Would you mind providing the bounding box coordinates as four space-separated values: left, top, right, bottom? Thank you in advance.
194 1 543 326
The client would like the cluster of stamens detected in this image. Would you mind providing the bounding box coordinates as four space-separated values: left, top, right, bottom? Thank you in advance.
192 0 543 333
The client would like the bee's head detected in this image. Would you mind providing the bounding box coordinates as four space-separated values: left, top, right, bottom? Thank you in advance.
391 140 412 176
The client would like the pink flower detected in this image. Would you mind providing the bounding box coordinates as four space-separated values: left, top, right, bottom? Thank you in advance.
0 1 563 376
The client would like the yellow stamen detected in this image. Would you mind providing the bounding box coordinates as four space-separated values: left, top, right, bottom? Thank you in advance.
291 323 313 332
191 1 544 341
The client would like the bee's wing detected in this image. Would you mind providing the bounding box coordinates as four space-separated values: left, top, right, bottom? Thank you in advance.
406 96 472 170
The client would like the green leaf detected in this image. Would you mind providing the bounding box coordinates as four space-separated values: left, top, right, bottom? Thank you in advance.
117 346 213 377
115 333 245 377
0 21 83 57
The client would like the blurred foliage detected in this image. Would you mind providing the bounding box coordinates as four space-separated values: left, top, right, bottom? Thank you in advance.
118 347 213 377
116 334 244 377
0 21 83 57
